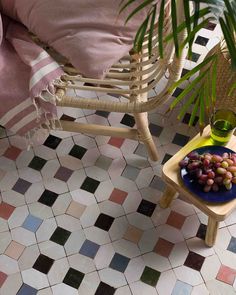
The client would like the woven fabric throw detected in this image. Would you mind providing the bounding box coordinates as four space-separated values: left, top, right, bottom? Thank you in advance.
0 14 64 141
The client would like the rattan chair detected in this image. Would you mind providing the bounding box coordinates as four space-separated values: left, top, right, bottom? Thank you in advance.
40 1 187 161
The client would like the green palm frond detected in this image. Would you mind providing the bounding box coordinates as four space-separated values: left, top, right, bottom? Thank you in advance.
119 0 236 67
119 0 236 128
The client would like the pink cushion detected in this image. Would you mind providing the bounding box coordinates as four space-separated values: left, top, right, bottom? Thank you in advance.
0 0 150 78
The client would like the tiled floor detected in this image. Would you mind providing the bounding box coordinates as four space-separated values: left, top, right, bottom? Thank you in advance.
1 23 236 295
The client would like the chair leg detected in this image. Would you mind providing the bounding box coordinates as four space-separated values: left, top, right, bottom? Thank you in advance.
134 112 158 161
159 185 176 208
205 217 219 247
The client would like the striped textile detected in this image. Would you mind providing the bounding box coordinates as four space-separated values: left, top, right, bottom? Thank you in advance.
0 14 64 137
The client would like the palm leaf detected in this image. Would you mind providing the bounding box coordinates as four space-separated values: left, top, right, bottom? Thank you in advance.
169 55 216 92
119 0 139 14
211 57 218 105
219 17 236 68
169 70 208 110
134 14 150 53
171 0 179 57
124 0 154 24
199 87 205 134
188 1 200 59
148 5 157 56
224 0 236 31
189 96 200 126
164 7 211 42
158 0 165 58
228 81 236 96
180 18 211 51
204 71 211 115
177 89 199 120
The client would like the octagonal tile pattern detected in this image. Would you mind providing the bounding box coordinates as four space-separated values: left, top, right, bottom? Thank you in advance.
1 23 235 295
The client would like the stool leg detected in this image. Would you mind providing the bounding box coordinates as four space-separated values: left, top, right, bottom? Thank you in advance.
205 217 219 247
160 186 176 208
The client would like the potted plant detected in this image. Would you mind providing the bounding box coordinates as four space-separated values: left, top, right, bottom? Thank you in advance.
120 0 236 132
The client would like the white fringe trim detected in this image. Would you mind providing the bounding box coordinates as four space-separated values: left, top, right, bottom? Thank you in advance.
26 77 64 150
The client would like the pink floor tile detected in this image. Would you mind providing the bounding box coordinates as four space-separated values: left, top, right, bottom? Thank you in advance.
4 146 22 161
0 202 15 220
109 188 128 205
5 241 25 260
216 265 236 285
108 137 125 149
166 211 186 230
154 238 174 258
0 272 7 288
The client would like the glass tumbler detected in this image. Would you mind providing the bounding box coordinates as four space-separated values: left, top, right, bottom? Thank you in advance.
210 109 236 145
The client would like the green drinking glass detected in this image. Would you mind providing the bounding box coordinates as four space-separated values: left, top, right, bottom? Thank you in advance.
210 109 236 145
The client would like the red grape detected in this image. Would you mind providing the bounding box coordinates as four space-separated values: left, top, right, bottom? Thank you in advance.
179 159 188 168
187 151 200 160
203 185 212 192
203 159 210 167
207 179 214 186
207 171 215 179
212 183 219 192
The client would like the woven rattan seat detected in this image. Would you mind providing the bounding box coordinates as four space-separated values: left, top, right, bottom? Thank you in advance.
37 1 187 161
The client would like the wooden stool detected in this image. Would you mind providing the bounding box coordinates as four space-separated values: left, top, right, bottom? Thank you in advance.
160 125 236 246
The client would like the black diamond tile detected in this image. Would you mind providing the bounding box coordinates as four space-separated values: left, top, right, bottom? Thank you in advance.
149 123 163 137
195 36 209 46
189 52 201 63
196 223 207 240
137 199 156 217
95 213 114 231
80 177 100 194
95 282 116 295
120 114 135 127
50 227 71 246
172 87 183 98
182 113 199 126
172 133 190 147
181 68 190 78
204 21 217 31
33 254 54 274
95 110 110 118
38 190 58 207
227 237 236 254
60 114 76 121
63 268 85 289
69 145 87 160
161 153 172 165
43 135 62 149
28 156 47 171
184 251 205 271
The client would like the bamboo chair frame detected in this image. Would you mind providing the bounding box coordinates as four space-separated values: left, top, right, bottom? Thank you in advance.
39 0 187 161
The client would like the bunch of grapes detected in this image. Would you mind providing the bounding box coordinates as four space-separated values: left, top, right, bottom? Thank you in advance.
179 151 236 192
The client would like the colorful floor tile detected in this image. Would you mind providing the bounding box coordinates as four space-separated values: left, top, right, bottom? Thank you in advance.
0 23 235 295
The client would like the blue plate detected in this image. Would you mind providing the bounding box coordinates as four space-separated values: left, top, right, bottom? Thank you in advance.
180 145 236 203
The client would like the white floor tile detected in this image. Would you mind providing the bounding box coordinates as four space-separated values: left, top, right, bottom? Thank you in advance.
98 268 127 288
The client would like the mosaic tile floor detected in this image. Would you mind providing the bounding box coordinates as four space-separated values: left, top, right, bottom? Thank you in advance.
1 23 236 295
